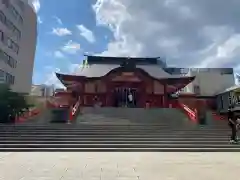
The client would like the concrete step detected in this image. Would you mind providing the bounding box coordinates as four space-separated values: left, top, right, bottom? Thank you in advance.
0 125 189 129
0 108 234 152
0 133 231 138
0 132 230 136
0 129 230 133
0 143 239 149
0 140 234 145
0 137 232 141
1 147 240 152
0 126 229 130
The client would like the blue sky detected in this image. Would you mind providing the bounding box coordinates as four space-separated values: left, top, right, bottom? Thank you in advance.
31 0 240 87
32 0 112 86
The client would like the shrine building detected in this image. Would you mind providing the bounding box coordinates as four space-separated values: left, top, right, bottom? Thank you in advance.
55 56 195 108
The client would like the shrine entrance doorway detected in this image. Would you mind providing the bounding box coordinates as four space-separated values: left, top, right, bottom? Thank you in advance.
113 87 139 107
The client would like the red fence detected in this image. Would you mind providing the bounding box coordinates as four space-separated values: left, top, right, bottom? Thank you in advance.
179 103 197 122
168 100 197 123
15 108 41 123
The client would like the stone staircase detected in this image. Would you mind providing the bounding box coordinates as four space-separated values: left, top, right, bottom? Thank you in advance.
0 108 239 152
79 107 190 126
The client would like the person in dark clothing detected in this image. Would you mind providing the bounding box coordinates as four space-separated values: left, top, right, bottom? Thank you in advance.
228 106 238 144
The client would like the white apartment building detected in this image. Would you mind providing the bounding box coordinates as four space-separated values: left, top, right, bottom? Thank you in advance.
31 84 55 97
0 0 37 93
183 68 235 96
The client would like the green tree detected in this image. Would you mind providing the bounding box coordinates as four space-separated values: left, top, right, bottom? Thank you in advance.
0 84 32 123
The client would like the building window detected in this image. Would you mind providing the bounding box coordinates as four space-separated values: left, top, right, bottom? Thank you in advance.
2 0 10 6
0 70 14 85
0 11 21 40
0 69 5 83
194 85 200 95
0 30 3 41
220 95 224 109
7 38 12 47
0 30 19 54
3 0 23 25
16 0 25 12
3 52 9 64
5 72 15 85
9 56 17 68
9 4 23 24
0 48 17 68
0 11 6 23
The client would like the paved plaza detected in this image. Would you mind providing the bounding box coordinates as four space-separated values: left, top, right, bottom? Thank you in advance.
0 152 240 179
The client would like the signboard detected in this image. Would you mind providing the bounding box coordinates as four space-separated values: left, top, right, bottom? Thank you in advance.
122 72 134 76
112 73 141 82
229 90 240 107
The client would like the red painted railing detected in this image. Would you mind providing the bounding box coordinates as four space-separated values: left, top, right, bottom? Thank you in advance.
15 108 41 123
168 100 197 122
178 103 197 122
69 100 80 121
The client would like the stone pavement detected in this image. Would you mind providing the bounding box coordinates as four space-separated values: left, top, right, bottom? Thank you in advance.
0 152 240 180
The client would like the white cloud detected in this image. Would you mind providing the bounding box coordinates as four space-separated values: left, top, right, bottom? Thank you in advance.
39 66 64 88
53 16 63 25
93 0 240 72
53 51 65 58
61 40 81 54
29 0 41 13
52 28 72 36
37 16 43 24
77 25 95 43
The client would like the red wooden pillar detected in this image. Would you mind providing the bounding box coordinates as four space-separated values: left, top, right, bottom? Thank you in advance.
139 81 146 108
105 78 112 107
163 82 167 108
69 105 73 122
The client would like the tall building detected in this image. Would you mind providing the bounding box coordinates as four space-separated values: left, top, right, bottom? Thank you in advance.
0 0 37 93
31 84 55 97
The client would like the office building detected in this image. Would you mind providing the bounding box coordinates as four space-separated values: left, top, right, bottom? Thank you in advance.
185 68 235 96
0 0 37 93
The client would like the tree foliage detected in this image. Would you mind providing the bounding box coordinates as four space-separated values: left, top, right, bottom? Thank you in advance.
0 84 32 123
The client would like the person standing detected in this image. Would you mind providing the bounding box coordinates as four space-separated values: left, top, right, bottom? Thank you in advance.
128 91 133 108
228 106 238 144
93 96 99 107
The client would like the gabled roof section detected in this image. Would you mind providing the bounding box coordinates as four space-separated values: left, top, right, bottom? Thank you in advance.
56 64 195 89
57 64 188 80
136 65 184 79
217 84 240 94
75 64 119 77
56 55 195 88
